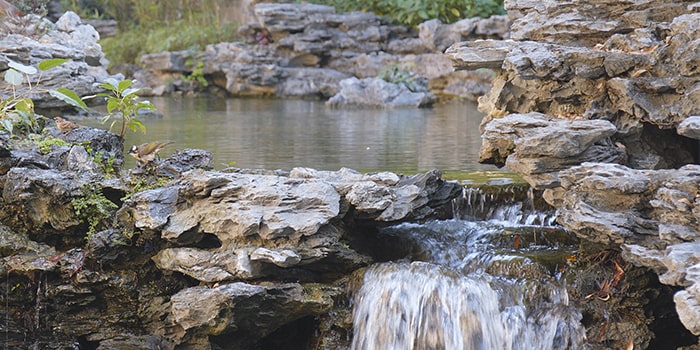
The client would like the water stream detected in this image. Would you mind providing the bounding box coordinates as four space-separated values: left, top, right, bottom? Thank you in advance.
351 186 587 350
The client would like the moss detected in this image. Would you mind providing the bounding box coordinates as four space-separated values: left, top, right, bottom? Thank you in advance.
71 185 119 238
35 136 70 154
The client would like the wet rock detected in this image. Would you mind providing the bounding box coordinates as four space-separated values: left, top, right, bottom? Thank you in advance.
2 167 86 232
327 77 435 108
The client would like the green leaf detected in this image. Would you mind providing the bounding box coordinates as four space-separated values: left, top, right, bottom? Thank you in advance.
4 69 23 86
121 87 141 98
38 58 69 71
0 119 14 135
450 8 460 17
106 98 119 113
49 88 89 110
14 98 33 113
101 77 120 91
127 118 146 133
7 60 37 75
117 79 134 93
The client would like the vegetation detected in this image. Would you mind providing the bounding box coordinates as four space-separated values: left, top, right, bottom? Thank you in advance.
308 0 505 26
10 0 51 16
376 64 423 92
0 58 72 137
59 0 240 67
71 184 119 238
36 136 70 154
93 77 152 138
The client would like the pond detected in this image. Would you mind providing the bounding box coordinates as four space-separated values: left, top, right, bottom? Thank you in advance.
92 97 501 175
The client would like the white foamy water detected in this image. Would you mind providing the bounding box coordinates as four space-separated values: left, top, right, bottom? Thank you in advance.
351 213 586 350
352 262 586 350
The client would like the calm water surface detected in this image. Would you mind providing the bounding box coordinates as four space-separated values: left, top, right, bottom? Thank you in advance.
109 97 498 173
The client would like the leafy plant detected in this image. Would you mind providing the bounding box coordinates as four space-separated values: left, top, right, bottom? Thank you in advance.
1 58 71 137
182 60 209 89
94 77 153 139
71 185 119 238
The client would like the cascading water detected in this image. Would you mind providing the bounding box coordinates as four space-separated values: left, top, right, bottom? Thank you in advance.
351 184 587 350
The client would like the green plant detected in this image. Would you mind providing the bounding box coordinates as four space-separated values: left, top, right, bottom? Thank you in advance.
82 142 117 178
71 185 119 238
308 0 504 26
122 175 171 201
376 64 422 92
100 20 239 67
93 77 152 139
182 60 209 89
36 136 70 154
1 58 73 137
93 150 116 178
10 0 51 16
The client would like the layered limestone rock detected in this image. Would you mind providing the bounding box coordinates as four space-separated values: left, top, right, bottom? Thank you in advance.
136 2 508 102
446 0 700 343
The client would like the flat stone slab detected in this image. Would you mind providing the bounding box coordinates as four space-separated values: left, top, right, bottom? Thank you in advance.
445 39 519 70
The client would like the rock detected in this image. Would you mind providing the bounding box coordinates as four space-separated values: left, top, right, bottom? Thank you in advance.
137 3 509 100
277 67 351 98
505 0 691 46
251 247 302 268
139 50 196 72
445 39 519 70
678 116 700 139
479 113 619 176
148 148 214 178
117 167 459 283
0 11 115 109
168 282 338 349
675 286 700 336
327 77 435 108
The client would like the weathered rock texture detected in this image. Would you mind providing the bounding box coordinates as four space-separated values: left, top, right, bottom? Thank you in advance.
136 3 508 103
447 0 700 344
0 113 462 349
0 11 114 109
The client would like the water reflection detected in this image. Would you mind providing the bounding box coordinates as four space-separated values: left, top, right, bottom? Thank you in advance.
112 97 495 173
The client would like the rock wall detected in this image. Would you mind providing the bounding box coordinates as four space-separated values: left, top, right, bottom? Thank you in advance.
447 0 700 344
135 3 508 102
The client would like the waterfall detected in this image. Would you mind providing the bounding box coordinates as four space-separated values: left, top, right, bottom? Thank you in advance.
351 185 587 349
351 262 585 350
